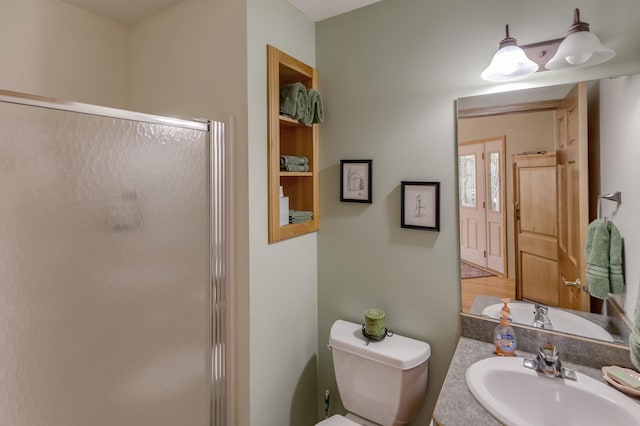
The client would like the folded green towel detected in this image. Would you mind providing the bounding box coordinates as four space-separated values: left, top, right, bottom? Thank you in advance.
280 155 309 166
289 209 312 218
290 218 312 224
307 88 324 124
280 164 309 172
631 289 640 371
280 82 308 122
289 210 313 223
289 218 312 224
585 219 611 299
300 97 313 126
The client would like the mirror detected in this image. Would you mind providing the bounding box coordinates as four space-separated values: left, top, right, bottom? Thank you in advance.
456 73 640 345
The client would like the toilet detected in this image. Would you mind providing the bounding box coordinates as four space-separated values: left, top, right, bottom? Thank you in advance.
317 319 431 426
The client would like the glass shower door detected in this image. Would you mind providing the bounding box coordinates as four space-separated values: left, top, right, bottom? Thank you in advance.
0 98 217 426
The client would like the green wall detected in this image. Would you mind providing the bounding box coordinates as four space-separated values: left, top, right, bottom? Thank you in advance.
247 1 318 425
316 0 640 422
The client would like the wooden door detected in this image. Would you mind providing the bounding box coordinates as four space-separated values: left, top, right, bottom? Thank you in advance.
556 82 590 311
484 138 506 275
513 153 559 306
459 142 487 267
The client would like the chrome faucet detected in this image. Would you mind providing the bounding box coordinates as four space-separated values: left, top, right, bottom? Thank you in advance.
533 304 553 329
523 343 577 381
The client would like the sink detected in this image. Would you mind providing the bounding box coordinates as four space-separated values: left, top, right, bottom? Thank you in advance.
481 302 614 342
466 356 640 426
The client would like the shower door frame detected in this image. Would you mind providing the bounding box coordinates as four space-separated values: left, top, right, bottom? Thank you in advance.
0 89 230 426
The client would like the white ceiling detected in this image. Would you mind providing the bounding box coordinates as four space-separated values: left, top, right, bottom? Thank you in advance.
61 0 382 25
287 0 382 22
61 0 185 25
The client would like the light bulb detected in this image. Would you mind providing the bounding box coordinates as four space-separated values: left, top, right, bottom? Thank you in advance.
566 52 593 65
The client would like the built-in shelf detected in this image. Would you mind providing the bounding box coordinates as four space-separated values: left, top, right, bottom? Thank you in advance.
279 115 301 125
267 45 319 243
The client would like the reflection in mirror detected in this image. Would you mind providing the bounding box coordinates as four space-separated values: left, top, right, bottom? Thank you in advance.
456 74 640 345
480 299 614 342
488 152 500 212
459 154 477 208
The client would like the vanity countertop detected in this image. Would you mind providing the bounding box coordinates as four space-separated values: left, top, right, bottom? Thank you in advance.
432 337 635 426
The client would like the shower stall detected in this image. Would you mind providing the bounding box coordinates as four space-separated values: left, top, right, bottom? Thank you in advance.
0 90 228 426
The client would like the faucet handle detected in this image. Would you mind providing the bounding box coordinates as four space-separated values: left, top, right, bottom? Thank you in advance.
534 304 548 315
523 342 578 381
536 343 562 377
538 342 558 362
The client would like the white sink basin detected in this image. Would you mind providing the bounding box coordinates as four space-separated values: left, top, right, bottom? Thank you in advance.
481 302 614 342
466 357 640 426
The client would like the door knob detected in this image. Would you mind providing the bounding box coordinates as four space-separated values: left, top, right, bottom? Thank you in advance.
561 275 588 292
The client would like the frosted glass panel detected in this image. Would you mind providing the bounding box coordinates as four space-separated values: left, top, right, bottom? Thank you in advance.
489 151 500 212
0 102 210 426
459 154 476 208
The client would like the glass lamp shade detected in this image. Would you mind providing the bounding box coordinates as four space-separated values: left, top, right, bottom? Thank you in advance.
546 30 615 70
481 45 539 82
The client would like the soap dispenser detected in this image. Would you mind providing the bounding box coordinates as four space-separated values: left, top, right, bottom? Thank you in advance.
493 298 517 356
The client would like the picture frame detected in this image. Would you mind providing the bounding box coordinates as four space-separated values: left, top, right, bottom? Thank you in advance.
340 160 372 203
401 181 440 231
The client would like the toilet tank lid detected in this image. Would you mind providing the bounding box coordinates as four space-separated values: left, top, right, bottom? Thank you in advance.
329 320 431 370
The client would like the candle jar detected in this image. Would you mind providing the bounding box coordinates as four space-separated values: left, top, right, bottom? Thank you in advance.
364 308 386 337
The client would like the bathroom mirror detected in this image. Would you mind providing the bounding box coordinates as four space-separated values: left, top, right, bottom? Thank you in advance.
456 73 640 345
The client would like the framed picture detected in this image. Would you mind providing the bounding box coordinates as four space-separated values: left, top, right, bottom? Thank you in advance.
340 160 372 203
401 181 440 231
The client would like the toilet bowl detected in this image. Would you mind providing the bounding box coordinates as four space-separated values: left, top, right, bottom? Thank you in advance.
317 320 431 426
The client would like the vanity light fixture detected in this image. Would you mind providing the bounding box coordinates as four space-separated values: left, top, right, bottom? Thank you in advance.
545 8 615 70
481 9 615 81
480 25 539 82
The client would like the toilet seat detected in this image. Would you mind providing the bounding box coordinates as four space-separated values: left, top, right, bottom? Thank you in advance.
315 414 360 425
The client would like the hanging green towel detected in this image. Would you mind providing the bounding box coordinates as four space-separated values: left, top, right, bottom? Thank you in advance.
280 82 308 122
630 289 640 371
307 88 325 124
608 221 625 294
585 219 625 299
585 219 612 299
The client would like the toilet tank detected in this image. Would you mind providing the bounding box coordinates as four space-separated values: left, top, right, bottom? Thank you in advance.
329 320 431 426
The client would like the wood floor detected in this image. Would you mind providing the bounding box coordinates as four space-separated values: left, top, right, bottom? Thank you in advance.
461 275 516 313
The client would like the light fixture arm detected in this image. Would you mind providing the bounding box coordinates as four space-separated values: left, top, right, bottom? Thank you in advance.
568 8 590 34
499 24 517 49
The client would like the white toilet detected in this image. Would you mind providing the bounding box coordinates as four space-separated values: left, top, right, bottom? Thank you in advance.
317 319 431 426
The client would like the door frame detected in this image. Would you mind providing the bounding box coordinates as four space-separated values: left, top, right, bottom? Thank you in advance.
458 136 507 276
